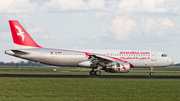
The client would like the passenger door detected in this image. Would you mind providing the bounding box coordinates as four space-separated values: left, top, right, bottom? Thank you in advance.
151 51 157 61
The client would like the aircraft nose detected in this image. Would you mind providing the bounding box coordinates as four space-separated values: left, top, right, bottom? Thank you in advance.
171 60 174 65
169 58 174 65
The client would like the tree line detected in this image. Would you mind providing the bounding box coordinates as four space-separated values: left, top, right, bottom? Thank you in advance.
0 61 49 67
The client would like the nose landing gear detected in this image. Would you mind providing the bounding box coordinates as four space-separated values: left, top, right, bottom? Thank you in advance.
150 67 154 76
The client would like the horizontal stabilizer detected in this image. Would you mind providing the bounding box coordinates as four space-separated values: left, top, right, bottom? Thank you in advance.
11 50 29 55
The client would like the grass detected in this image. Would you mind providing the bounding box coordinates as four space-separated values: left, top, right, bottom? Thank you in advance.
0 67 180 101
0 78 179 101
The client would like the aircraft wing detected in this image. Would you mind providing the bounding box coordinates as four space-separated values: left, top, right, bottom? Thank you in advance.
88 54 126 64
89 55 113 62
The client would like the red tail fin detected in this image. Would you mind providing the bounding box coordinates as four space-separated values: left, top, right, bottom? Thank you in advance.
9 20 41 49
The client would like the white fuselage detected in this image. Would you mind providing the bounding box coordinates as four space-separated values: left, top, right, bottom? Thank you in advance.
5 48 173 68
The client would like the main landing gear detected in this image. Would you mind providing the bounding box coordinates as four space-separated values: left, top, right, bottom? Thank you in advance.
90 69 101 76
150 67 154 76
90 64 102 76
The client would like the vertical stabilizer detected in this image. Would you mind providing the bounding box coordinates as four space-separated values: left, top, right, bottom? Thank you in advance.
9 20 41 49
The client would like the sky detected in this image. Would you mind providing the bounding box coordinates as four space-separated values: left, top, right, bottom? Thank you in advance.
1 0 180 63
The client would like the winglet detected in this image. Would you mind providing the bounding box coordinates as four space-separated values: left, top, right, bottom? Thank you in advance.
9 20 41 49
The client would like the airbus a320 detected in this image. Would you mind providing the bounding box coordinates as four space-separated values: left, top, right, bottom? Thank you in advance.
5 20 174 76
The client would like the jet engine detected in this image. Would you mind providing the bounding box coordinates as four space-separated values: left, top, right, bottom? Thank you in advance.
106 63 130 73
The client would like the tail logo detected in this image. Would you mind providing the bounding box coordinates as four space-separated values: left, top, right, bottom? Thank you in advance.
15 25 25 41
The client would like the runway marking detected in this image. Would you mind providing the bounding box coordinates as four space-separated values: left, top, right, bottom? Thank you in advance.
0 74 180 79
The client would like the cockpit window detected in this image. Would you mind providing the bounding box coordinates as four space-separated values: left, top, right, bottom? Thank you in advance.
162 54 168 57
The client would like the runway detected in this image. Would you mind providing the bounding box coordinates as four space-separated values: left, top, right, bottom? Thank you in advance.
0 74 180 79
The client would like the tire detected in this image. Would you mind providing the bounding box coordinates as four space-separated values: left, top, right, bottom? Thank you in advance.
150 72 154 76
95 70 101 76
90 70 95 75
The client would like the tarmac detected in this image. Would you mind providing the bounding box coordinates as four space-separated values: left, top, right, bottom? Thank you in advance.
0 74 180 79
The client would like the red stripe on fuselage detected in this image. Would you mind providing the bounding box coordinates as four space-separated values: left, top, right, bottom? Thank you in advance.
55 48 134 67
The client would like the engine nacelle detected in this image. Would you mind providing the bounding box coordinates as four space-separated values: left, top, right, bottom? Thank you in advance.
107 63 130 73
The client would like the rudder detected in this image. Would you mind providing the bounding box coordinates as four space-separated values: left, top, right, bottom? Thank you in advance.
9 20 41 49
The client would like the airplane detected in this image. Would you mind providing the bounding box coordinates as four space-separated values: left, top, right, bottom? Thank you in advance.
5 20 174 76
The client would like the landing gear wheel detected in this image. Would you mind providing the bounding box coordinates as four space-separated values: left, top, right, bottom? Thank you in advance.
150 72 154 76
95 70 101 76
90 70 95 75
